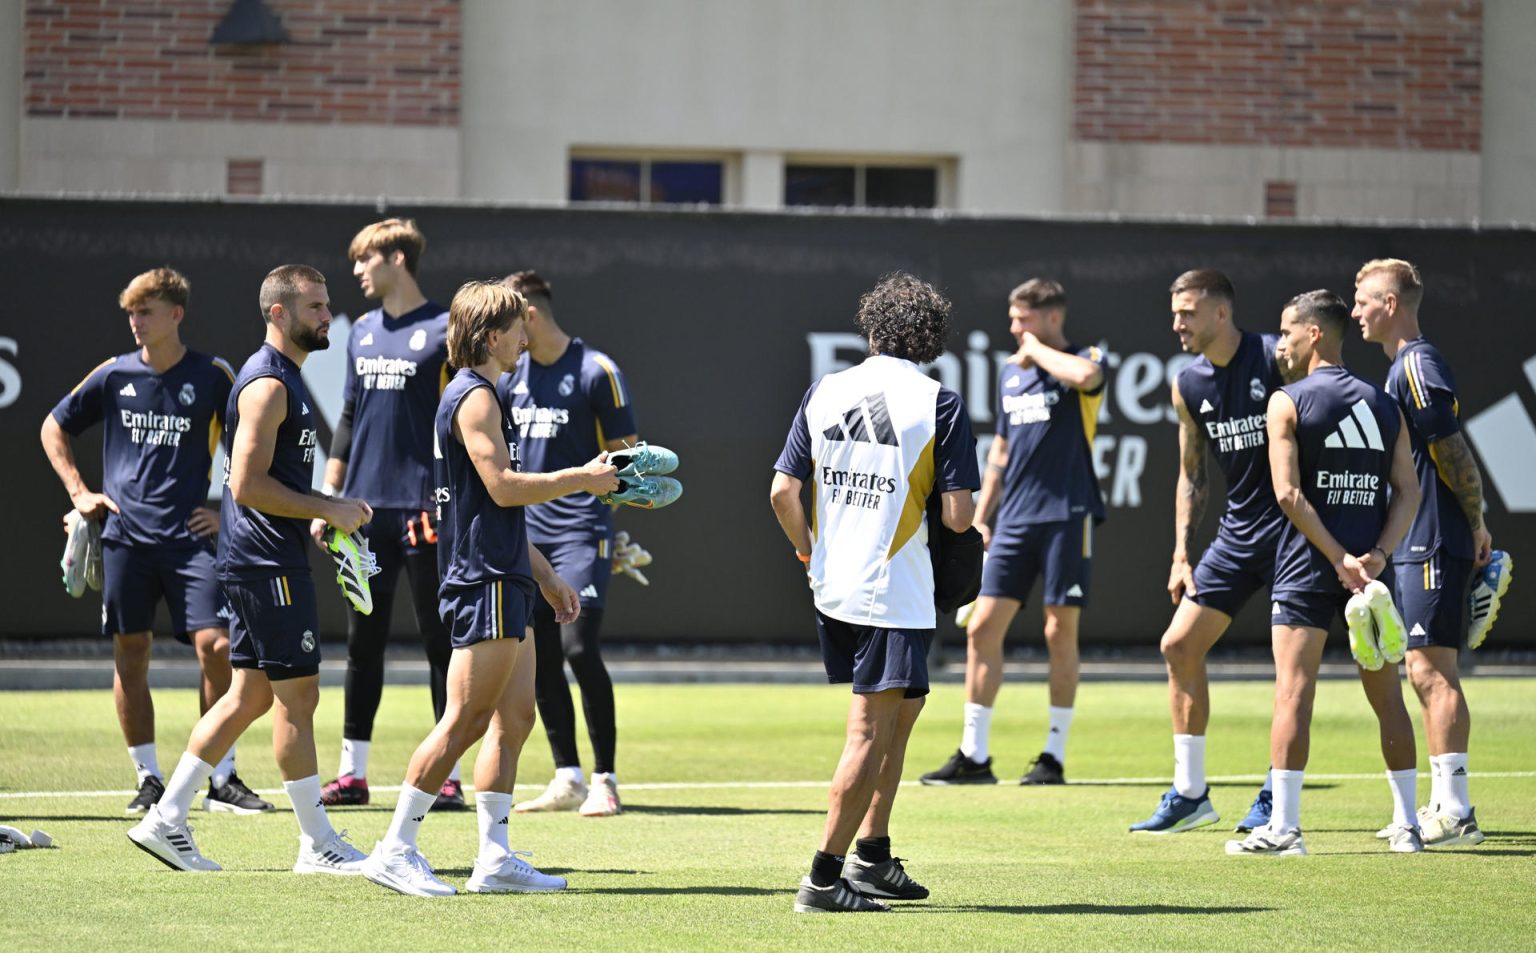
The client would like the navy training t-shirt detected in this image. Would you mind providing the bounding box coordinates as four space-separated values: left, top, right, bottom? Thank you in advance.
51 349 234 548
1386 338 1474 563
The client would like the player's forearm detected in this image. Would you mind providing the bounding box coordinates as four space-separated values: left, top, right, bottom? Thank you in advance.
528 541 561 588
769 474 812 554
1172 467 1208 560
39 417 89 498
974 463 1003 529
230 470 334 521
1429 434 1487 532
1026 346 1102 391
321 457 347 495
488 467 598 508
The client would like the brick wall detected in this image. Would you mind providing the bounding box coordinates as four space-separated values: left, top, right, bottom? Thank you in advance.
1075 1 1481 150
25 0 459 125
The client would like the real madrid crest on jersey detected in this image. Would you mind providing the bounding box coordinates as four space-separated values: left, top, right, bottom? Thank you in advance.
179 382 196 406
409 328 427 351
558 373 576 397
1250 377 1266 401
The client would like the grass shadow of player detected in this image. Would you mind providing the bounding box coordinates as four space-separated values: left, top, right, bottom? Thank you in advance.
1 814 141 823
434 867 648 877
619 804 822 817
560 885 785 897
1072 781 1339 791
918 903 1274 916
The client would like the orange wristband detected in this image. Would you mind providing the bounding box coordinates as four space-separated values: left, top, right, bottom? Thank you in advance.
795 551 811 564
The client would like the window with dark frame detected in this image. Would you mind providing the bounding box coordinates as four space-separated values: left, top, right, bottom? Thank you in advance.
785 163 937 209
569 157 723 205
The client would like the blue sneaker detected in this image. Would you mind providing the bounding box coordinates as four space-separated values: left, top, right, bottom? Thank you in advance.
608 441 678 478
1467 549 1512 650
600 475 683 510
1129 786 1219 834
1234 788 1272 833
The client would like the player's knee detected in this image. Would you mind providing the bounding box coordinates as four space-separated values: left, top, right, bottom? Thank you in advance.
114 633 153 667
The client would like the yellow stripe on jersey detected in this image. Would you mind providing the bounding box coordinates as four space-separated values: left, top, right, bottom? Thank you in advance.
1079 388 1105 447
280 576 291 606
439 361 450 397
70 357 117 395
591 355 627 408
212 357 236 385
886 435 937 562
1404 351 1428 410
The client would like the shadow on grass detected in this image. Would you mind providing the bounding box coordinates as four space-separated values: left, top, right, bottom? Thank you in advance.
564 886 785 897
1 814 144 823
919 903 1274 916
1072 781 1338 791
620 805 822 817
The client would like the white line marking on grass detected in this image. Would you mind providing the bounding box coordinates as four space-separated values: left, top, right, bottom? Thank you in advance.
3 772 1533 800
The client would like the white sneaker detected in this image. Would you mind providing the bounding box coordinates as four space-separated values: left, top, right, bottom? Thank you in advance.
514 776 587 813
127 806 222 872
579 776 622 817
1383 823 1424 853
60 510 101 599
465 849 567 893
324 527 381 614
1225 825 1308 856
1419 806 1485 848
293 829 368 875
362 842 456 897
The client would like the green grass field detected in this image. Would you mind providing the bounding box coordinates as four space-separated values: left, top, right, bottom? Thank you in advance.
3 677 1534 951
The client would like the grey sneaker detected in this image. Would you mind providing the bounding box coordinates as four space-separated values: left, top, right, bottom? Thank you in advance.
1383 824 1424 853
1225 825 1307 856
465 850 567 893
1421 806 1485 848
127 806 222 872
793 877 891 913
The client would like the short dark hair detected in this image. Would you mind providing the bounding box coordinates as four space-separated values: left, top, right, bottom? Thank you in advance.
1009 278 1067 311
1284 289 1350 341
259 264 326 322
854 272 951 365
1169 269 1235 304
502 270 553 312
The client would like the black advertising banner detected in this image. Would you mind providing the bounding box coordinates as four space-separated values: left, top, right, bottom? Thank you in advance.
1 197 1532 647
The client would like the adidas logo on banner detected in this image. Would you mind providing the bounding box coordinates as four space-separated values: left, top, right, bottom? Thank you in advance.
579 584 598 599
1465 354 1536 512
1065 584 1084 598
1323 398 1385 451
1199 399 1214 414
823 392 897 446
359 332 374 346
1410 622 1427 637
119 382 137 397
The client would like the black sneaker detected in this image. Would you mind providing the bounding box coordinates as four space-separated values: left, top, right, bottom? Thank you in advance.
204 772 275 814
844 855 930 900
792 877 891 913
126 774 165 814
434 778 469 812
919 749 998 785
1020 751 1065 785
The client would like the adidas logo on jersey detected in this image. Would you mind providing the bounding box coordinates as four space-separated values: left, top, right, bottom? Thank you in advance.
301 403 310 415
1410 622 1427 636
512 380 529 395
359 332 375 346
119 382 137 397
1199 398 1214 413
1272 602 1282 615
1065 584 1084 598
1323 398 1385 451
579 584 598 599
822 392 897 446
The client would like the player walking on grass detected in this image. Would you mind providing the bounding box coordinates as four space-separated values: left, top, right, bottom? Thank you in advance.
362 281 618 897
128 265 374 873
41 267 271 817
772 273 979 913
1354 258 1500 848
1129 270 1279 835
314 219 465 812
921 279 1102 787
1227 290 1422 857
497 270 666 819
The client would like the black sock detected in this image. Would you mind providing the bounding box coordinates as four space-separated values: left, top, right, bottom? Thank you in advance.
809 850 845 887
855 836 891 864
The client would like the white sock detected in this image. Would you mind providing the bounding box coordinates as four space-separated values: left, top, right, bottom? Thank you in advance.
593 771 617 785
1271 768 1304 833
1441 752 1471 818
1428 754 1448 808
1387 768 1418 827
1260 768 1274 794
448 761 462 783
476 791 513 863
960 703 993 762
211 746 236 790
383 783 438 851
158 752 214 827
1042 706 1073 762
338 738 369 779
283 775 334 844
1172 734 1206 798
128 743 160 784
555 765 586 786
